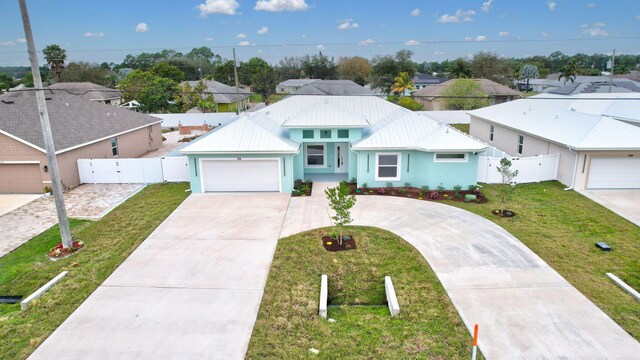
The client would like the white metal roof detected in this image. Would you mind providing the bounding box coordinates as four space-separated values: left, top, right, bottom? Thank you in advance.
153 113 239 128
281 101 370 128
418 110 470 124
468 93 640 150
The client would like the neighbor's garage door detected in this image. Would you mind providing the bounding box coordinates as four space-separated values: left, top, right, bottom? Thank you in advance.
0 164 43 193
587 157 640 189
201 159 280 192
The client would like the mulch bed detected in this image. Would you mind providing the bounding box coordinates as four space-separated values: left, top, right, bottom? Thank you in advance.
292 180 313 197
322 235 357 252
350 185 488 204
48 241 84 259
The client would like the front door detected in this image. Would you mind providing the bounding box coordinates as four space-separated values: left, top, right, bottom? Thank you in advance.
334 143 348 173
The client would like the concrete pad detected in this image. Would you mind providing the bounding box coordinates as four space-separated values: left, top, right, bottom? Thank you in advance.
29 286 263 360
103 238 277 290
0 194 40 216
578 189 640 226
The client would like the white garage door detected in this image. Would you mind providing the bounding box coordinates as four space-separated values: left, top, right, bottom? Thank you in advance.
587 157 640 189
201 159 280 192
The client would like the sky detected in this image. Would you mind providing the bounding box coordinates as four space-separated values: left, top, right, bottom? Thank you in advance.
1 0 639 67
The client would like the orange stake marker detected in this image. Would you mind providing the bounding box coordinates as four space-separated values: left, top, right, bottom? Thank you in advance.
472 324 479 360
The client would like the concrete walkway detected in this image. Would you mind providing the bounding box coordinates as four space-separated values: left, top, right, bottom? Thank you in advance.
29 193 291 360
578 189 640 227
281 194 640 359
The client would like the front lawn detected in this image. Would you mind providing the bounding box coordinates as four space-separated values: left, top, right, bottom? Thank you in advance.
0 183 190 359
450 181 640 340
247 227 481 359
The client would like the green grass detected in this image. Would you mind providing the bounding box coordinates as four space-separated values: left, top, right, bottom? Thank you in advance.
249 93 263 102
247 227 482 359
449 181 640 339
248 93 286 104
451 123 470 134
0 183 190 359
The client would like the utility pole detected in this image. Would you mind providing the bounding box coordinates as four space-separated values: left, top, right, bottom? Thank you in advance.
233 48 241 115
19 0 72 248
608 49 616 93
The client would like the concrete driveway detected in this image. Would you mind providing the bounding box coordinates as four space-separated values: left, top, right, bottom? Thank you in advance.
281 190 640 359
29 193 290 360
578 189 640 226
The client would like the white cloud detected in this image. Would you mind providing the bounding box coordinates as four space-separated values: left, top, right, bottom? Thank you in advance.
586 3 597 8
236 33 247 39
257 26 269 35
358 38 376 46
84 32 104 37
410 8 421 16
464 36 472 41
198 0 239 16
583 22 608 37
254 0 308 12
434 51 446 55
404 40 420 46
547 1 556 10
540 31 549 37
204 37 214 42
239 41 251 46
135 23 149 32
16 38 26 43
475 35 487 41
481 0 493 12
499 31 510 37
0 41 16 46
337 21 359 30
437 9 476 23
317 44 326 50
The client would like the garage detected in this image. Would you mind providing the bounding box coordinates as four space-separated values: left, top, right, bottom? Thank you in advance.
0 163 43 193
587 157 640 189
201 159 281 192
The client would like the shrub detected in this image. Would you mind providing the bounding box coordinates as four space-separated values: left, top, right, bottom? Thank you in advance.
421 185 430 192
430 191 439 200
418 191 424 198
350 177 357 184
361 182 368 189
453 185 463 199
377 188 387 195
468 184 479 192
404 182 412 188
396 96 424 111
386 182 393 188
437 185 446 193
399 188 407 195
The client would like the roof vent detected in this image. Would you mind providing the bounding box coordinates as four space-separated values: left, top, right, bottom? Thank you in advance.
570 107 576 111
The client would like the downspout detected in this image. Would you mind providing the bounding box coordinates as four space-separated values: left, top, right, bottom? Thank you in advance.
564 147 579 191
350 145 361 187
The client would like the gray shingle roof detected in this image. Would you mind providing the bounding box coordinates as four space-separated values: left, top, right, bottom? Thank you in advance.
0 93 161 152
548 81 640 95
6 82 121 101
182 80 250 104
292 80 373 95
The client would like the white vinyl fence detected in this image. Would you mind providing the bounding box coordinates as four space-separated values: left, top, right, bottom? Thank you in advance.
78 157 189 184
477 154 559 184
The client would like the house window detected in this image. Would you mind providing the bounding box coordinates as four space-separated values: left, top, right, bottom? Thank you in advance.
375 153 401 181
489 125 494 142
337 129 349 139
302 130 314 139
320 130 332 139
111 137 118 156
305 144 325 167
434 153 468 162
517 135 524 155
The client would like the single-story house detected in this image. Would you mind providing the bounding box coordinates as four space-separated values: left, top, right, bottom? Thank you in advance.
545 80 640 96
291 80 374 96
179 95 487 193
412 73 447 90
0 93 162 193
277 79 317 93
412 78 521 111
181 80 250 113
469 93 640 190
48 82 122 106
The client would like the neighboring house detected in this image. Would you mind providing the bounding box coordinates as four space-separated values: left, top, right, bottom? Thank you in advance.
47 82 122 106
277 79 317 93
291 80 374 96
152 113 238 129
412 79 521 110
179 95 487 193
412 73 447 90
0 93 162 193
181 80 250 113
468 93 640 190
546 80 640 96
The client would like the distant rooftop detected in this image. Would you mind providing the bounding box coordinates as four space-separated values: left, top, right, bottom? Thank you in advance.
182 80 250 104
291 80 374 96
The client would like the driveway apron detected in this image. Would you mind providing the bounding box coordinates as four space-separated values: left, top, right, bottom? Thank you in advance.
29 193 290 360
281 194 640 359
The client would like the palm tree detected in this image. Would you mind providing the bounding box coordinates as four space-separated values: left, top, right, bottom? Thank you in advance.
43 44 66 82
558 59 578 85
390 72 415 95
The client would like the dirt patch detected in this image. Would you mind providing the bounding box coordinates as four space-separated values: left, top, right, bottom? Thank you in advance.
322 235 357 252
492 209 516 217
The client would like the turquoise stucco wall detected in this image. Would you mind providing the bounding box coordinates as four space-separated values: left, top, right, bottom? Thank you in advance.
186 153 294 193
355 150 479 189
289 128 361 179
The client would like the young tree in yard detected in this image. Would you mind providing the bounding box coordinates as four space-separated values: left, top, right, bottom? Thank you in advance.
558 59 579 85
337 56 372 83
396 97 423 110
43 44 67 82
390 72 415 95
0 73 13 91
518 64 539 92
442 79 489 110
495 157 519 214
325 183 356 245
150 62 185 83
252 67 279 105
447 58 472 78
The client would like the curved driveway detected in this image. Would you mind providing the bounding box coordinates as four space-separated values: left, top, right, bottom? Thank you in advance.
281 190 640 359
